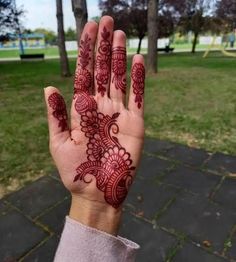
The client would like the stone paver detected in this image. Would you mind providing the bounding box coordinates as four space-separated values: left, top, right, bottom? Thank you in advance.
157 192 236 252
37 198 70 235
173 243 227 262
213 178 236 211
204 152 236 174
119 212 178 262
0 139 235 261
0 209 48 261
23 235 60 262
162 165 221 197
125 180 179 220
5 176 69 218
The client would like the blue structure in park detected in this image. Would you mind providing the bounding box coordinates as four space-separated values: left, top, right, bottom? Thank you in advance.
0 33 45 49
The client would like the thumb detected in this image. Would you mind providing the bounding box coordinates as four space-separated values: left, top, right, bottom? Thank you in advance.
44 86 70 143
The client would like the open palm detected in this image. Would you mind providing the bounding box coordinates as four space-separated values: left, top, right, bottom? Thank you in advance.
44 16 145 209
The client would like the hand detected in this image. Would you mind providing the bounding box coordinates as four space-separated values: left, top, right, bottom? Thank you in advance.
44 16 145 235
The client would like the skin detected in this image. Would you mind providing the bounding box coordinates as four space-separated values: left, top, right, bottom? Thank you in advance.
44 16 145 236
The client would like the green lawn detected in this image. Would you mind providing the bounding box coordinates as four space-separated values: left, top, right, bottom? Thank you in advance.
0 43 210 58
0 52 235 196
0 47 77 58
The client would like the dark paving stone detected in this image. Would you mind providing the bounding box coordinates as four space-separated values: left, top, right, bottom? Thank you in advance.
49 170 60 181
125 180 179 220
162 166 220 197
0 201 11 216
204 152 236 174
0 209 47 261
226 232 236 260
143 138 173 155
37 198 70 235
6 176 69 218
144 138 210 168
173 243 226 262
137 154 174 180
163 144 210 168
213 178 236 211
119 212 177 262
157 193 236 251
23 235 60 262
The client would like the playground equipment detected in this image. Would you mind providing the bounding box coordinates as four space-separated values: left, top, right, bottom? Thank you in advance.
203 35 236 58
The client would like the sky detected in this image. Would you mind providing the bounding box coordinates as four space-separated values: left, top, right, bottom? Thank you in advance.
17 0 101 32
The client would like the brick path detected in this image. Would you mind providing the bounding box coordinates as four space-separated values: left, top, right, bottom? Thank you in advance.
0 138 236 261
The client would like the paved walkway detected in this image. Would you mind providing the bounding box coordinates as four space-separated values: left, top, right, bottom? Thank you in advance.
0 138 236 262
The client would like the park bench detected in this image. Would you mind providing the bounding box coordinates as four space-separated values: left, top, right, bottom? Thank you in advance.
20 54 45 61
157 46 174 53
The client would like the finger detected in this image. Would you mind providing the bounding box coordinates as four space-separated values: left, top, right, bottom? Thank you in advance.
110 30 127 104
94 16 114 97
128 55 145 116
73 21 98 96
72 21 98 130
44 86 70 142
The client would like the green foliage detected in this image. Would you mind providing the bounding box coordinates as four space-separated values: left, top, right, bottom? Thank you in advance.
33 28 57 45
65 27 76 41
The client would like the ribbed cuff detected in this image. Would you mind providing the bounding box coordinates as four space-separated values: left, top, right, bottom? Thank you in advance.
54 216 139 262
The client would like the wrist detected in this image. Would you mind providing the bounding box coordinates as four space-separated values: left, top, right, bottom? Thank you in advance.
69 194 122 236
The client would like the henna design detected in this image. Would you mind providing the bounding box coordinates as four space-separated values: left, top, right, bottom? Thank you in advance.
131 63 145 109
95 27 111 96
74 34 92 95
48 92 68 132
112 47 126 93
74 98 135 208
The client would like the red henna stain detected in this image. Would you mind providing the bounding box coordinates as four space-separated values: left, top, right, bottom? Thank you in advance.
131 63 145 109
74 33 92 95
48 92 68 132
112 47 126 93
95 27 111 96
73 97 135 208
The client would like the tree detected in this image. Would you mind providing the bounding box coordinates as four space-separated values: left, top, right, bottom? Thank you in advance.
216 0 236 31
129 0 147 54
147 0 158 74
71 0 88 42
56 0 71 77
33 28 57 45
99 0 145 54
0 0 24 42
65 27 77 41
168 0 216 53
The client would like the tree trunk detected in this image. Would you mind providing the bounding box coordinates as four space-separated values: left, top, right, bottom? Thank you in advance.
71 0 88 43
191 32 198 54
147 0 158 74
137 36 144 54
56 0 71 77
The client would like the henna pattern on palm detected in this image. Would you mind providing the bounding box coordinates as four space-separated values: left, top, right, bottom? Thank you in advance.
73 109 135 208
48 93 68 132
112 47 126 93
95 27 111 96
131 63 145 109
73 33 135 208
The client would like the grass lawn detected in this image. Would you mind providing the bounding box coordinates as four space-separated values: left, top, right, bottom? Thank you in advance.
0 52 236 196
0 43 211 58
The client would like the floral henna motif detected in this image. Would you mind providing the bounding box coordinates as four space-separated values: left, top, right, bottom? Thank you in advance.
131 63 145 109
48 92 68 132
112 47 126 93
74 98 135 208
74 34 92 95
95 27 111 96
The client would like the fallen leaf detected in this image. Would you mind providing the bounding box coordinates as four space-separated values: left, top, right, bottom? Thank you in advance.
203 240 211 248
